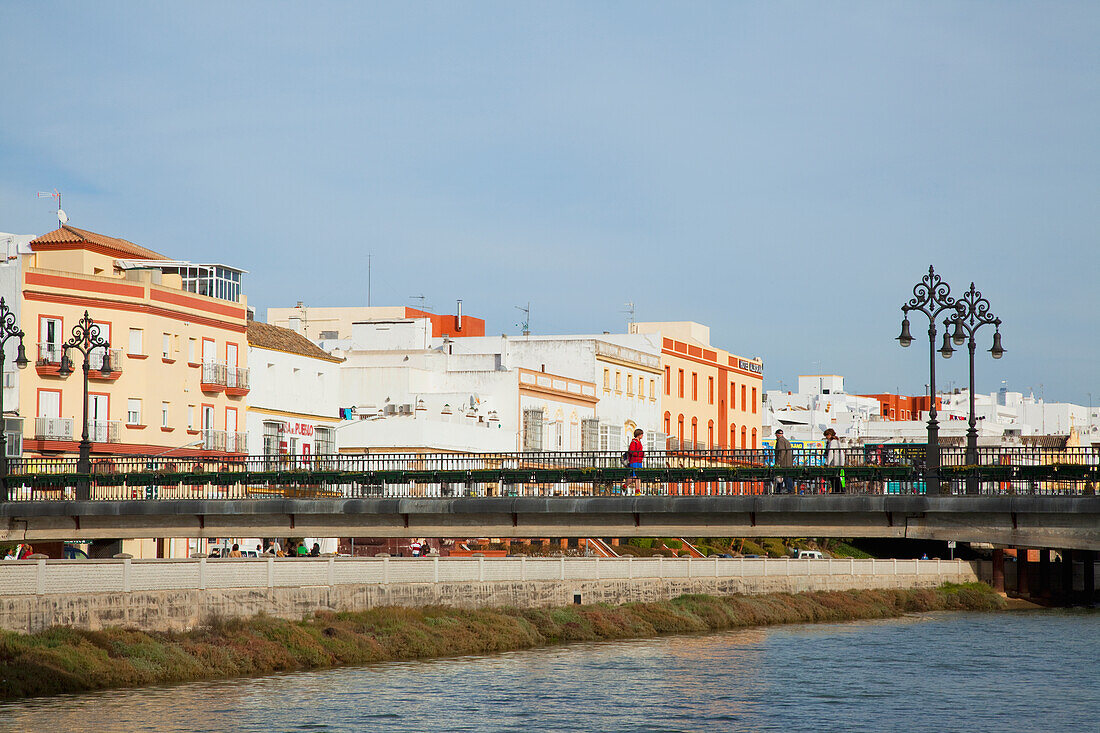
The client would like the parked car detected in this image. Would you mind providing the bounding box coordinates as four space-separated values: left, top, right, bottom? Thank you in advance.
63 544 90 560
793 550 824 559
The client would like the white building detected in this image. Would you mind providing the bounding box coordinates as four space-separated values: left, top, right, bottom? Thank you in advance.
328 317 663 454
245 319 343 457
0 233 35 455
763 375 880 444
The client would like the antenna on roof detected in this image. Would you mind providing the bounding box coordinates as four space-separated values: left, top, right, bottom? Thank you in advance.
410 294 431 312
624 301 636 332
515 302 530 337
36 189 65 227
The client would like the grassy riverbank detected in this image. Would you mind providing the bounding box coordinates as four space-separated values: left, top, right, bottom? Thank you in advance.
0 584 1003 700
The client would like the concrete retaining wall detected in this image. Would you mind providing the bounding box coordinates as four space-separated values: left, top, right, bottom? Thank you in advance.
0 557 980 634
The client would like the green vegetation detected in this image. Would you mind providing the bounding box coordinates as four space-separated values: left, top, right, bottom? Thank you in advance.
0 584 1003 700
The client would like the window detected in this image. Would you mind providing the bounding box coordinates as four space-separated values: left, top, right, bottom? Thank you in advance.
677 414 684 446
650 379 656 400
162 333 171 359
3 417 22 458
741 385 747 412
522 408 544 451
752 427 757 449
603 368 610 392
581 418 599 451
615 371 621 393
730 424 736 449
626 374 633 396
678 369 684 398
752 387 757 413
664 366 671 395
663 411 671 436
708 420 714 448
741 425 747 449
161 402 169 428
127 398 142 426
314 427 335 454
708 376 714 405
178 265 243 303
690 417 698 448
730 381 736 409
128 328 143 356
691 372 697 401
263 422 281 456
187 405 195 430
188 338 197 363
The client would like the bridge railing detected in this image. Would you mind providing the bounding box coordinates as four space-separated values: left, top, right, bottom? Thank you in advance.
0 447 1096 501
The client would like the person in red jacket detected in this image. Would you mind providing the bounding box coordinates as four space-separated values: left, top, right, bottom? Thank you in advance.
627 428 644 494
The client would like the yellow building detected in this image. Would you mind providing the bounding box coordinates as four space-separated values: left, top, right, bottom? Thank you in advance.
632 321 763 451
14 225 250 461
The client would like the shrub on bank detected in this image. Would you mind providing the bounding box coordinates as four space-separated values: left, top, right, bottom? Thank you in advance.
0 585 1005 701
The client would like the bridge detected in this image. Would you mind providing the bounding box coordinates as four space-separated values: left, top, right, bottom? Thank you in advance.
1 447 1097 548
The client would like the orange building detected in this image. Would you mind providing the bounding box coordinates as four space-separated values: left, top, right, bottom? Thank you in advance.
267 304 484 341
859 393 939 421
631 321 763 451
12 225 250 460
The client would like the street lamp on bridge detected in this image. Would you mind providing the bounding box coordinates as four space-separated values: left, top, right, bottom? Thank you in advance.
57 310 113 486
947 282 1004 493
0 298 30 500
897 266 958 495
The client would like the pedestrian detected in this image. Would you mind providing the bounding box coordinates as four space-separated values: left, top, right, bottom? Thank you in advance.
255 544 262 556
228 543 242 558
823 428 843 493
627 428 644 494
410 540 422 557
296 542 309 557
309 542 321 557
774 429 794 494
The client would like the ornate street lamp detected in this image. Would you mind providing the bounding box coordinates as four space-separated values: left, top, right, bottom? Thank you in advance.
949 282 1004 494
58 311 111 487
897 266 958 495
0 298 30 500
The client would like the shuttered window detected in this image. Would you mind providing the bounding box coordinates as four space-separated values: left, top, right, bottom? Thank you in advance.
522 409 544 452
581 419 599 451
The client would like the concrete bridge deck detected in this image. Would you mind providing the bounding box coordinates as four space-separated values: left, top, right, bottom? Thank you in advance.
4 495 1098 550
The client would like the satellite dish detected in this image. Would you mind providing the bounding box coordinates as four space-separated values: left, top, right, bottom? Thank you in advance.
57 209 68 224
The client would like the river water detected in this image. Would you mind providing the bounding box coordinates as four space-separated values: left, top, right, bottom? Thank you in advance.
1 610 1096 732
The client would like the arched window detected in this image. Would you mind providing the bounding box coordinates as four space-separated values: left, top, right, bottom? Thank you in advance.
707 420 714 448
751 427 757 449
741 425 747 449
691 417 698 448
663 411 671 436
730 424 736 450
677 414 685 447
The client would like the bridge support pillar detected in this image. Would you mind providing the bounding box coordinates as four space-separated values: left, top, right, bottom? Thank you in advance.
1037 549 1051 599
1060 550 1075 601
991 549 1005 594
1017 550 1031 598
1084 550 1096 604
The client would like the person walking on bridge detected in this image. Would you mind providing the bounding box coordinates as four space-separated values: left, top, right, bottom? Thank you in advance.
774 429 793 494
627 428 645 494
823 428 844 493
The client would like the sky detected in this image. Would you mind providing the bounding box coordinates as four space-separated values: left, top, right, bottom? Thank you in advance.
1 2 1097 405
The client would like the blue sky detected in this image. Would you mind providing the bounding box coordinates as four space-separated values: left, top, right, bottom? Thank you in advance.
2 3 1097 404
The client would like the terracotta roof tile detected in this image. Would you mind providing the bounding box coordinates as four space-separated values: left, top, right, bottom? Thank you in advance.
247 320 342 362
30 225 168 260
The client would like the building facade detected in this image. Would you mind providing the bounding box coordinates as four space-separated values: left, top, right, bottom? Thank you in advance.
631 321 764 451
4 225 250 460
267 303 484 343
245 319 343 458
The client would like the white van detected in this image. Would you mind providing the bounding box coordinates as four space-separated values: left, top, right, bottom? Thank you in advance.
793 550 824 559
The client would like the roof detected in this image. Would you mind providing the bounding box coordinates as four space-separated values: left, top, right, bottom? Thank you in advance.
30 225 168 260
247 320 343 362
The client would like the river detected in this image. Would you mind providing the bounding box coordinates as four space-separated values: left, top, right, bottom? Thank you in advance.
1 610 1096 732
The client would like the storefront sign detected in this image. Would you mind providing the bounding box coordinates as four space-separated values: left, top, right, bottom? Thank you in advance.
738 359 763 374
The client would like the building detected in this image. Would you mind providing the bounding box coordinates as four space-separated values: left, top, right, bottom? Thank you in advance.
245 319 343 458
763 375 882 444
3 225 250 460
630 321 763 451
333 318 601 454
267 303 484 343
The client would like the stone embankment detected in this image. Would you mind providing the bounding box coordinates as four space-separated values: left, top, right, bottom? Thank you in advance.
0 556 980 633
0 584 1005 700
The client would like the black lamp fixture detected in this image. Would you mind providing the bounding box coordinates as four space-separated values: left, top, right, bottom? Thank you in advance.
989 320 1005 359
939 319 955 359
896 316 913 348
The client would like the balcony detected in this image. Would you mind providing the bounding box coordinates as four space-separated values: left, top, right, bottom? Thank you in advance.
88 349 124 381
85 420 121 444
35 343 64 376
225 366 250 397
35 417 73 441
227 431 248 453
201 429 226 451
200 363 227 393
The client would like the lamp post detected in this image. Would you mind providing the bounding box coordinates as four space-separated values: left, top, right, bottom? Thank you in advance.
57 311 112 485
897 266 957 495
0 298 30 500
948 282 1004 494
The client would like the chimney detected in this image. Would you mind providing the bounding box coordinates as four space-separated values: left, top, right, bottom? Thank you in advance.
456 299 463 332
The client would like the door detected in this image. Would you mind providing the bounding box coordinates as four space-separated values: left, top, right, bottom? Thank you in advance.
225 343 238 387
88 394 109 442
40 317 62 362
202 338 215 363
